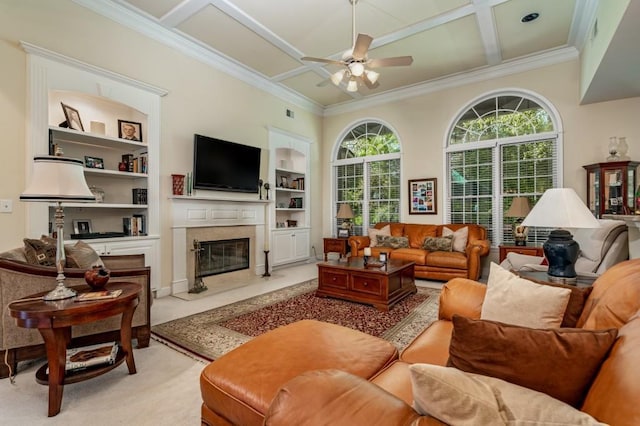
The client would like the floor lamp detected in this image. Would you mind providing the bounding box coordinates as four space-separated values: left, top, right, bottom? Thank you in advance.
520 188 600 283
20 155 95 300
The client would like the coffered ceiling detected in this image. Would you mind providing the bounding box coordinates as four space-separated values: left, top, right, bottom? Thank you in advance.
76 1 634 111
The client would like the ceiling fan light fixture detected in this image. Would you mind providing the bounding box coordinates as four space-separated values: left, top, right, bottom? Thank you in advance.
346 78 358 92
331 69 346 85
349 62 365 77
365 70 379 84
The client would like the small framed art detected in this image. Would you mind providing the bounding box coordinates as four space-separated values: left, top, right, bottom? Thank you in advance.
61 102 84 131
118 119 143 142
409 178 437 215
84 156 104 169
73 219 93 235
338 229 349 238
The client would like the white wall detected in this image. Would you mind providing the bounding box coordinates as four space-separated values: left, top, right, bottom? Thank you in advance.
0 0 323 293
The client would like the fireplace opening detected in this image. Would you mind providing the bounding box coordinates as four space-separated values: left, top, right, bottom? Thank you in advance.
196 238 250 278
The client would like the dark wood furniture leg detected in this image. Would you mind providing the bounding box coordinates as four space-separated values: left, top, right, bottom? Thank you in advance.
38 327 71 417
120 303 137 374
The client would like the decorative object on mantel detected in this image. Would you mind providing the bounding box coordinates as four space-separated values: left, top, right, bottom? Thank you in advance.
171 174 185 195
607 136 619 161
84 265 110 290
258 179 264 200
262 250 271 277
263 182 270 200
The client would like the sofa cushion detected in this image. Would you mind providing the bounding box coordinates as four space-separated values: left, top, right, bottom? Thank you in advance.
422 235 453 252
481 263 571 328
535 280 593 328
0 247 28 263
390 248 427 265
368 225 390 247
65 241 104 269
23 236 57 266
571 219 626 273
448 315 618 407
425 251 467 270
409 364 606 426
404 224 437 249
377 235 409 249
442 226 468 252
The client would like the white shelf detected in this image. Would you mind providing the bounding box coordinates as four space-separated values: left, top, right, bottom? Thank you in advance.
50 126 148 151
275 187 304 193
275 167 305 175
275 208 305 212
84 168 147 179
59 203 147 209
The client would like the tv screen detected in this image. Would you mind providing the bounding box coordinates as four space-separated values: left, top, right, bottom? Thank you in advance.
193 134 261 193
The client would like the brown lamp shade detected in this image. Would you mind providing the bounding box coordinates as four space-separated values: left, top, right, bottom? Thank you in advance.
336 203 354 219
505 197 531 218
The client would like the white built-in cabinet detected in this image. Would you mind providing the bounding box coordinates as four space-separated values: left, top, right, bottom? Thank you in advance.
268 127 311 266
23 42 167 291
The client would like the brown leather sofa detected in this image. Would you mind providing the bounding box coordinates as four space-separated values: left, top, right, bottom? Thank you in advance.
0 254 152 379
200 259 640 425
348 222 490 281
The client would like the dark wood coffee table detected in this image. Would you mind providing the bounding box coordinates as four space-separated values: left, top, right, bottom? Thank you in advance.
316 258 416 311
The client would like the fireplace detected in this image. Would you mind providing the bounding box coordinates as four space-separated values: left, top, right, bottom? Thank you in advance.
197 238 250 277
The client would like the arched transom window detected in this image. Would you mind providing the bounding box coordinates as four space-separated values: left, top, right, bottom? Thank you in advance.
446 93 561 245
334 121 401 236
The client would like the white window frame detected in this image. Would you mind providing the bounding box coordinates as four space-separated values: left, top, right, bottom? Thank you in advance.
443 89 564 246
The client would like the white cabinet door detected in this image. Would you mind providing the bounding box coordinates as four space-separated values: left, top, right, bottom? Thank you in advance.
273 231 294 265
293 229 310 261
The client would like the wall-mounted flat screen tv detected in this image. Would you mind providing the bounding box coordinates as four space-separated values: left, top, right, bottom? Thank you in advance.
193 134 261 193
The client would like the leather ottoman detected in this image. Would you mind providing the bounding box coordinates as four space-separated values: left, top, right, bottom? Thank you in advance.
200 319 399 426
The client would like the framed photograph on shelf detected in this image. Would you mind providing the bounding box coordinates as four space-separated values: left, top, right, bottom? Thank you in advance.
61 102 84 131
338 229 349 238
73 219 93 235
408 178 437 215
118 119 143 142
84 156 104 169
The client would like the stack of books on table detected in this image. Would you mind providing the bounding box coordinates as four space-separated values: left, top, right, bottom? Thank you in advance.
65 341 119 371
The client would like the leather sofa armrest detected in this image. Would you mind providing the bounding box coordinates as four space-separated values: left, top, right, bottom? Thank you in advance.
348 236 370 257
265 369 440 426
465 239 491 280
438 278 486 321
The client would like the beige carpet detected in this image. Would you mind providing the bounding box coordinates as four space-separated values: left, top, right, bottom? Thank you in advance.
152 280 440 361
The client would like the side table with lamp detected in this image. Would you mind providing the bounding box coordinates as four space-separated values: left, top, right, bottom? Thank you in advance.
520 187 601 284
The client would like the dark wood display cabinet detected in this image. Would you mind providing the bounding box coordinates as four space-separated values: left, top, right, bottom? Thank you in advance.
583 161 639 218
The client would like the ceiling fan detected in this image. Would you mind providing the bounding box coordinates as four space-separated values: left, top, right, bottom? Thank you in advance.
301 0 413 92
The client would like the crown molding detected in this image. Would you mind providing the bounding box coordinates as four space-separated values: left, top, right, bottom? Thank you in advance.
323 46 579 116
72 0 324 115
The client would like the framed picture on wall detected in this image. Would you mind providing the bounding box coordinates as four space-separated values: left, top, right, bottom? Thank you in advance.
408 178 437 215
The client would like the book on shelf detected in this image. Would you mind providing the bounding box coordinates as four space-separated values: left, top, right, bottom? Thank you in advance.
75 289 123 302
123 215 146 236
65 341 118 371
132 188 148 204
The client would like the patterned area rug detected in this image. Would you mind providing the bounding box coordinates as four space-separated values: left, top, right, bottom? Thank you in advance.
151 280 440 361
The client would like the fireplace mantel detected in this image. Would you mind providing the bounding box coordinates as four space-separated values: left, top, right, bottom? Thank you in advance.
170 196 271 294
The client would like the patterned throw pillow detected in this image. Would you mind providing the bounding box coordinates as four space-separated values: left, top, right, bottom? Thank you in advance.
376 235 409 249
368 225 391 247
422 235 453 252
23 237 57 266
66 241 104 269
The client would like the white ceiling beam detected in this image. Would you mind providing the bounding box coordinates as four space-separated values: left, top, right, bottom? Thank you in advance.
160 0 210 27
472 0 503 66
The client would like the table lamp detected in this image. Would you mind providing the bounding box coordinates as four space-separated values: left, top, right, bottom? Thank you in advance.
20 155 95 300
336 203 355 236
520 188 600 283
505 196 531 246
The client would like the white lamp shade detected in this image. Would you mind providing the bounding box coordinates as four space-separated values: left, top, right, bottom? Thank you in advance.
521 188 600 229
346 79 358 92
330 69 346 86
20 156 95 202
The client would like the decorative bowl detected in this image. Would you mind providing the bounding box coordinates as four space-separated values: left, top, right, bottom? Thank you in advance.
84 266 111 290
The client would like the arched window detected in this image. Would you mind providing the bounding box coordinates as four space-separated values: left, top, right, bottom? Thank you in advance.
334 121 401 236
446 92 561 245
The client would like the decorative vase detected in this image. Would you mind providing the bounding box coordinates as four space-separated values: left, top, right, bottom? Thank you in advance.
84 266 110 290
607 137 619 161
171 174 185 195
617 136 629 160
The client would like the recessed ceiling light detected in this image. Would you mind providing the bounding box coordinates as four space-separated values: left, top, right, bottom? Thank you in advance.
521 12 540 23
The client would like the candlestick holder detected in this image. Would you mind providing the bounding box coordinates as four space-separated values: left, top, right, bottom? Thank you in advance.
262 250 271 277
363 255 369 267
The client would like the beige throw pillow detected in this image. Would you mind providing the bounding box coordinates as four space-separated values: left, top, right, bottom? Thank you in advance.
442 226 468 252
368 225 390 248
481 263 571 328
65 241 105 269
409 364 605 426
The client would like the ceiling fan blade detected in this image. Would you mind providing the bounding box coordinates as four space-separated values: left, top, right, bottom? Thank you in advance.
301 56 344 66
368 56 414 68
352 33 373 59
362 72 380 89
